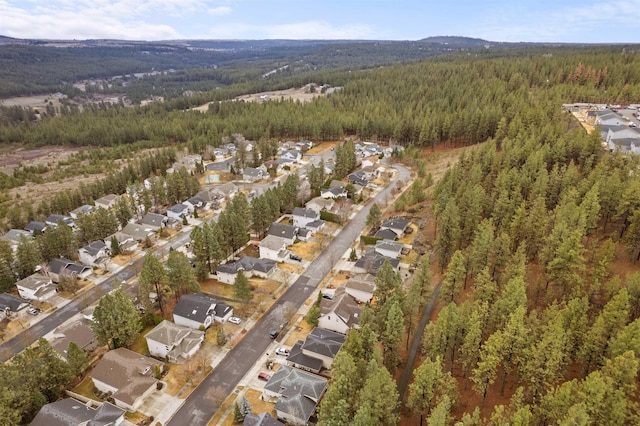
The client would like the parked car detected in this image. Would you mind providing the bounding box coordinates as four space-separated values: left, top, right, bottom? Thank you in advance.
269 329 279 339
228 316 241 325
27 307 41 316
275 347 290 356
322 292 334 300
290 254 302 262
258 372 271 381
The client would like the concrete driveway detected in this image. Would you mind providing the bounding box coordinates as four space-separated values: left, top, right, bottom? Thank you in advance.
138 389 184 425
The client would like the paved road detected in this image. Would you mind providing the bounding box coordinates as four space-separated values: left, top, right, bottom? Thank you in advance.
167 163 410 426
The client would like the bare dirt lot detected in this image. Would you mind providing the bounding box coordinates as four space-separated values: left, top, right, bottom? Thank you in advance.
191 87 327 112
0 94 65 110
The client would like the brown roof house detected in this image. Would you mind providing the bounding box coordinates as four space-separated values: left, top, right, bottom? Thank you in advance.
344 274 376 303
90 348 164 411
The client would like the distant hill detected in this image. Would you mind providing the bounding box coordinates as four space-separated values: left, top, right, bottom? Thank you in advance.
419 36 492 46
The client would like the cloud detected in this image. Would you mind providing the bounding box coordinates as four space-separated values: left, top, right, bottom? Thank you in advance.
0 0 232 39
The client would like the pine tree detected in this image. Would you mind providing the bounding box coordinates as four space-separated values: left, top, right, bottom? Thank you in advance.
166 250 200 299
16 235 43 279
233 270 253 302
139 252 170 315
381 300 403 373
366 203 382 229
441 250 466 301
66 342 89 377
90 288 142 349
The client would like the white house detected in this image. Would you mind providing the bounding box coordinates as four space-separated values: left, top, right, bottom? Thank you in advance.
69 205 94 219
139 213 168 230
305 197 334 214
267 223 298 246
145 320 204 363
320 186 347 199
318 287 361 335
344 274 376 303
1 229 32 252
259 235 289 262
167 203 190 220
90 348 163 411
16 273 56 302
173 293 217 329
292 207 320 229
374 239 404 259
30 399 125 426
243 167 267 182
94 194 119 210
78 240 110 266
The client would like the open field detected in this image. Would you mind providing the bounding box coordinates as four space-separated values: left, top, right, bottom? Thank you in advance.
0 94 65 110
192 87 327 113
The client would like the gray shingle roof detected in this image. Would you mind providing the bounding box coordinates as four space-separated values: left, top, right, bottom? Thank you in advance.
264 365 328 423
243 412 284 426
30 399 124 426
293 207 319 219
374 228 398 240
81 240 107 257
268 223 298 240
173 293 216 323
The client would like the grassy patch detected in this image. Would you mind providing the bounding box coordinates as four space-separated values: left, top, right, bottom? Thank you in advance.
289 240 320 259
200 279 235 299
306 141 337 155
164 355 212 397
72 376 103 402
284 315 314 346
125 411 150 424
128 325 154 356
398 223 418 245
245 388 276 418
401 249 418 266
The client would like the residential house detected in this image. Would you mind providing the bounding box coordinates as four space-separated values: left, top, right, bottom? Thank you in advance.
16 273 56 302
24 221 47 235
353 251 400 275
205 157 233 172
1 228 31 252
267 223 298 246
167 203 190 220
105 232 138 253
244 412 284 426
262 365 328 426
78 240 110 266
30 399 125 426
347 170 369 187
259 235 290 262
297 140 313 151
140 212 168 230
145 320 204 363
172 154 202 172
374 239 404 259
281 149 302 163
305 220 324 233
143 176 160 190
305 197 334 214
296 228 312 242
174 292 234 328
209 182 238 201
287 327 345 373
48 258 92 283
292 207 320 229
45 214 75 228
360 165 377 180
345 274 376 303
50 318 98 360
215 256 277 285
380 217 410 238
320 186 347 199
0 293 30 320
185 195 207 211
90 348 163 411
211 147 229 158
610 138 640 154
69 204 94 219
323 161 335 176
329 180 346 190
243 167 267 182
318 287 361 334
94 194 119 210
122 223 156 243
374 228 398 240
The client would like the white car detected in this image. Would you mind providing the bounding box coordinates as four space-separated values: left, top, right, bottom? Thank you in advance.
275 347 290 356
228 316 241 325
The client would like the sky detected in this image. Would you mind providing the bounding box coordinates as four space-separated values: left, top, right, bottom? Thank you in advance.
1 0 639 43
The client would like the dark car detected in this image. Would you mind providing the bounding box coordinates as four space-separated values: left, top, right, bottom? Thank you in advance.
290 254 302 262
269 329 279 339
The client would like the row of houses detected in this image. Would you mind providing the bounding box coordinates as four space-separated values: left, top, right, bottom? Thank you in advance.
587 109 640 154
